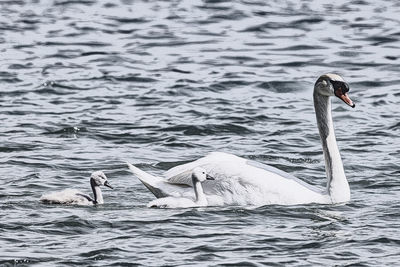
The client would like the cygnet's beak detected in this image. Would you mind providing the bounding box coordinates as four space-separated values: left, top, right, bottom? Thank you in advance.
104 181 114 189
206 174 215 180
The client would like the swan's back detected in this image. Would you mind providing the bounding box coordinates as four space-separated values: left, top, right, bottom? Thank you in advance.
165 152 245 185
163 152 328 205
40 189 93 205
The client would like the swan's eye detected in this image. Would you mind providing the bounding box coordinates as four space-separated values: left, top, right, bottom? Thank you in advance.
331 80 349 95
342 83 350 93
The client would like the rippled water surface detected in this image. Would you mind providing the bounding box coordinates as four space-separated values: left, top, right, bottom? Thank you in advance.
1 0 400 266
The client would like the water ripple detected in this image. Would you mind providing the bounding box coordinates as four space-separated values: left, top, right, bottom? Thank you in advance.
0 0 399 266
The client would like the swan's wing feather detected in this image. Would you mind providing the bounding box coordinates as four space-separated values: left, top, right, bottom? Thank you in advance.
245 160 298 180
245 160 322 193
40 189 93 205
165 152 293 185
75 192 94 202
161 152 327 205
165 152 245 185
165 169 194 186
165 152 322 195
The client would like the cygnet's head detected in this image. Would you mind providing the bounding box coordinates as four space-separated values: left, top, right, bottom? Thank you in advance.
192 167 215 182
90 171 113 189
314 73 355 108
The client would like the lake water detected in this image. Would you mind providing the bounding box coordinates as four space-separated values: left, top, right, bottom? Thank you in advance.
1 0 399 266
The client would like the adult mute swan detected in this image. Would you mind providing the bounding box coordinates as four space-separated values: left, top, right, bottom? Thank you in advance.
147 167 215 208
128 73 355 205
40 171 113 205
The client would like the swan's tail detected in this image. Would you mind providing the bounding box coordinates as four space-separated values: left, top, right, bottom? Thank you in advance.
127 162 169 198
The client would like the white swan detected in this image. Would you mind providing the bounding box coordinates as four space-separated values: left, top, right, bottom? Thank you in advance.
146 167 215 208
40 171 113 205
128 73 355 205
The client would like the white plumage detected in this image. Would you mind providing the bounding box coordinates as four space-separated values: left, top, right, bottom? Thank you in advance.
40 171 113 205
147 167 215 208
128 74 355 206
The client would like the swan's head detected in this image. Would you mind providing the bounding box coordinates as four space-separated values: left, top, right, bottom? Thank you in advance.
90 171 113 189
315 73 355 108
192 167 215 182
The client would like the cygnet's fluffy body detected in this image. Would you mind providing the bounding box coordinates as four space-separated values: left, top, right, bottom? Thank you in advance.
148 167 214 208
40 171 113 205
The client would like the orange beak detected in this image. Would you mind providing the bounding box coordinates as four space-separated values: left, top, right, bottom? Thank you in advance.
335 89 355 108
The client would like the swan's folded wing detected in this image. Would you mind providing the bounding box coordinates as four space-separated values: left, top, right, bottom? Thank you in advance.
165 169 194 186
40 189 93 205
165 152 246 186
165 152 320 193
75 192 94 202
164 152 326 204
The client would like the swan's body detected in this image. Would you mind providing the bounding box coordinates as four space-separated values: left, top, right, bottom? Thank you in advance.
128 74 355 206
40 171 113 205
147 167 214 208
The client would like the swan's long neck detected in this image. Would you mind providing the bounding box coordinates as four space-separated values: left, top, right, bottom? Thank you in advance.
90 178 104 204
313 91 350 203
192 177 207 206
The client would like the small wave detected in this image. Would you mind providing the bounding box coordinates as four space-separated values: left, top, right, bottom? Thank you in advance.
43 126 86 136
160 123 253 136
105 75 158 83
258 81 310 93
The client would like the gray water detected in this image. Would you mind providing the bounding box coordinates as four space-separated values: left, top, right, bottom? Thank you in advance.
1 0 399 266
